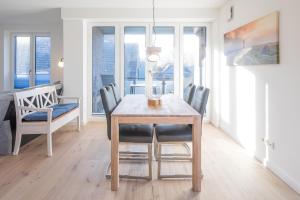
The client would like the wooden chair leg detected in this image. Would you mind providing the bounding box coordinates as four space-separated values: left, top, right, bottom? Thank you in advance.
13 131 22 155
47 133 53 157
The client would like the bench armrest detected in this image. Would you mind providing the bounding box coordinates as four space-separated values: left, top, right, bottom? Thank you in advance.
18 106 53 123
57 96 80 103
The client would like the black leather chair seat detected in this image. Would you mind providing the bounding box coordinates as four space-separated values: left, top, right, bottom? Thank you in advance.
155 124 192 142
119 124 153 143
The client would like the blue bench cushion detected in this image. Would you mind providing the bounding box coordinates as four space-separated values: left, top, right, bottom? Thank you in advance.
22 103 78 122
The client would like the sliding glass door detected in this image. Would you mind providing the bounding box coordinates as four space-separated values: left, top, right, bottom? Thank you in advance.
124 26 146 95
182 26 207 91
92 26 116 114
152 26 175 94
123 26 176 95
13 34 51 89
90 23 208 115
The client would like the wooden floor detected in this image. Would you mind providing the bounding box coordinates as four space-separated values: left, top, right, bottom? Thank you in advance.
0 123 299 200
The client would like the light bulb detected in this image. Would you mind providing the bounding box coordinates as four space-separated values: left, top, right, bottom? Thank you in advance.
58 58 64 68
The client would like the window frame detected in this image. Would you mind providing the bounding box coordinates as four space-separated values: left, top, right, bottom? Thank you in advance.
121 23 150 96
87 21 211 119
87 23 121 117
180 24 211 95
90 25 118 115
11 32 51 89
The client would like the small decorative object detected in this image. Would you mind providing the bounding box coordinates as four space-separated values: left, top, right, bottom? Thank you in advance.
224 11 279 66
148 96 161 107
146 0 161 62
147 66 162 108
58 58 64 68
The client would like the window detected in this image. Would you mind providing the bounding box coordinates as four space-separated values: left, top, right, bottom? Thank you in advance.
183 27 206 92
14 36 31 89
92 27 115 114
90 23 208 116
35 36 51 86
124 27 146 95
13 34 51 89
152 27 175 94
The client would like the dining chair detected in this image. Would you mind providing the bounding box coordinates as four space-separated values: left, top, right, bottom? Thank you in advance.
154 86 210 179
109 83 122 104
183 83 196 104
178 83 197 157
100 86 154 180
154 83 197 160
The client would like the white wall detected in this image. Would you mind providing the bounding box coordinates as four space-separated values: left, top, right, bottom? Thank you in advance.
61 7 218 21
63 20 88 124
213 0 300 193
0 9 63 91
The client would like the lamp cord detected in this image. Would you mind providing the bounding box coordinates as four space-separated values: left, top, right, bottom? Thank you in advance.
152 0 156 46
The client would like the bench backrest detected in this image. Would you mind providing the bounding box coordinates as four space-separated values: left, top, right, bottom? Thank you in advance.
36 86 58 107
14 86 58 121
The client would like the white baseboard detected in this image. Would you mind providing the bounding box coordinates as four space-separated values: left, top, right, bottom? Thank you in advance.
267 160 300 194
217 124 300 195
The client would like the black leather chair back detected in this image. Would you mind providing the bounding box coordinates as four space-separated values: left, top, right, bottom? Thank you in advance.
183 83 196 105
109 83 122 104
191 86 210 117
100 86 117 140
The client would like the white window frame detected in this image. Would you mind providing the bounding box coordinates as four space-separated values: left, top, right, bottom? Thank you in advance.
120 23 150 97
87 21 211 121
11 32 51 89
87 23 121 116
179 23 212 96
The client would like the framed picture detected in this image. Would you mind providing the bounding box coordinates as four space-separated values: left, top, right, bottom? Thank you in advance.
224 11 279 66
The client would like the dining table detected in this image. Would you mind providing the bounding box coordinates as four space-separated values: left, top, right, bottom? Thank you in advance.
110 94 202 192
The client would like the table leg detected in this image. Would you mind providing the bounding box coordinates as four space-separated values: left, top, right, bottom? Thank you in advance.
111 116 119 191
192 116 202 192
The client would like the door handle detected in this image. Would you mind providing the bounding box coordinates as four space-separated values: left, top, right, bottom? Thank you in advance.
29 69 33 77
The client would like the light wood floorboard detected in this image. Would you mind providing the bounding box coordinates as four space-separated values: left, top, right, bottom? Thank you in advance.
0 122 299 200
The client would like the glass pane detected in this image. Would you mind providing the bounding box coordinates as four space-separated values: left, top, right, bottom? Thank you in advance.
152 27 174 94
124 27 146 95
92 27 115 114
35 36 51 86
14 36 31 89
183 27 206 93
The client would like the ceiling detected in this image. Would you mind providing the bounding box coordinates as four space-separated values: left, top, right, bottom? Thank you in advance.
0 0 227 22
0 0 227 10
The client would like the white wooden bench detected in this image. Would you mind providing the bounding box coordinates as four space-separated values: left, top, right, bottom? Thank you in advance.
13 85 80 156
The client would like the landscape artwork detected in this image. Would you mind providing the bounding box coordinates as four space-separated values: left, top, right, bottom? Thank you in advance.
224 11 279 66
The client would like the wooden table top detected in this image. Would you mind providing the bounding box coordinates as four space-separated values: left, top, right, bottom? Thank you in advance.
112 94 200 117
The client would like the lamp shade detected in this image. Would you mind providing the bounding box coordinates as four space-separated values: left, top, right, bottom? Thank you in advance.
146 46 161 62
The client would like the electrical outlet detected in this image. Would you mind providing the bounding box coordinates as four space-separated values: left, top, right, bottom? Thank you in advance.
269 142 275 150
